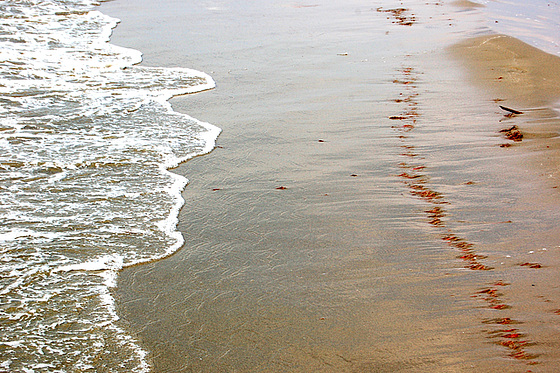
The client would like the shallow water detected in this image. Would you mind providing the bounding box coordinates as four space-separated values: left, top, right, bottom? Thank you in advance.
479 0 560 56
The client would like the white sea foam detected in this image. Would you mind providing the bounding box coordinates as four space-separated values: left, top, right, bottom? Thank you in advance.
0 0 220 371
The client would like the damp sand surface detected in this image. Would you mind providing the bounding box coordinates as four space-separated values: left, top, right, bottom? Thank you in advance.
102 0 560 371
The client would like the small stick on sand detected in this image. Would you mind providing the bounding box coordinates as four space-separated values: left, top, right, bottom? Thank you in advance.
499 105 523 115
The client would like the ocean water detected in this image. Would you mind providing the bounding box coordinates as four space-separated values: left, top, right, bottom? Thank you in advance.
0 0 219 371
480 0 560 56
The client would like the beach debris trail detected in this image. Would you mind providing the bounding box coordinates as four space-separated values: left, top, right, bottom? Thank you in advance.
388 63 540 366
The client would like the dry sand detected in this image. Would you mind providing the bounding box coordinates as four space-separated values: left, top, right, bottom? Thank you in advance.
450 34 560 191
451 34 560 107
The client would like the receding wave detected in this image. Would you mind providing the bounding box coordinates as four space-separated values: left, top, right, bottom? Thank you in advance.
0 0 220 371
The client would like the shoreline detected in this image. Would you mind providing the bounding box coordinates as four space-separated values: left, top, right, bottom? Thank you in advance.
100 0 560 371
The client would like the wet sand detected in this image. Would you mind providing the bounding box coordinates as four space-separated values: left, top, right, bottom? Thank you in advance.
102 0 560 371
450 34 560 192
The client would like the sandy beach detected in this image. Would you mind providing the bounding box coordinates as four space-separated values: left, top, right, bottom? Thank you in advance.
101 0 560 371
450 34 560 196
